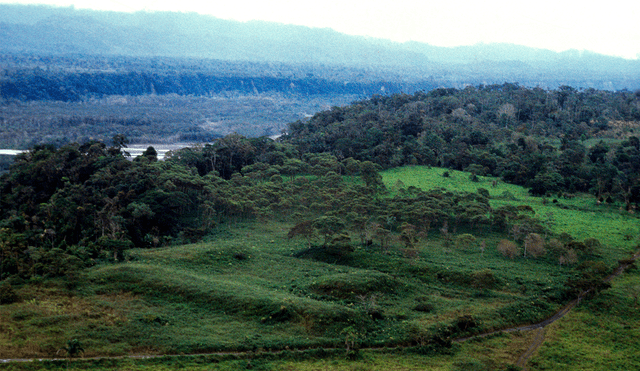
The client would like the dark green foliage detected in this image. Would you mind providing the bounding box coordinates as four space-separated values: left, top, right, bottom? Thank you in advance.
308 271 399 300
285 87 640 206
565 260 613 297
59 338 85 358
413 302 435 313
471 269 498 289
0 86 635 366
0 281 18 304
498 298 553 324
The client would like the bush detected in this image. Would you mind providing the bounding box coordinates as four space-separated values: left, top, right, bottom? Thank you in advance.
0 281 18 304
524 233 546 258
497 239 519 259
413 303 435 312
455 233 477 251
471 269 497 289
582 238 602 255
452 315 479 334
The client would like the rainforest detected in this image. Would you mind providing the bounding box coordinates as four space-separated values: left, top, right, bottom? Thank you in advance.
1 84 639 370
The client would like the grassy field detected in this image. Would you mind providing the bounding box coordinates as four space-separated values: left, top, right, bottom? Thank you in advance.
383 166 639 260
1 166 638 370
527 268 640 370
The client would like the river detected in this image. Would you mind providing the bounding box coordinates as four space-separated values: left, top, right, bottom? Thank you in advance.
0 144 198 161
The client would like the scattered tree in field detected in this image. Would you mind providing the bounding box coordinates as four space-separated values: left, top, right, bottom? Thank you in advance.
627 283 640 306
312 216 346 247
559 249 578 265
399 223 418 249
497 239 519 259
471 269 497 288
454 233 477 251
566 260 612 296
370 222 392 252
582 238 602 255
0 281 18 304
287 220 316 248
439 221 452 247
524 233 546 258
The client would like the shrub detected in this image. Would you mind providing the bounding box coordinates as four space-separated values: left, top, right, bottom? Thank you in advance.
471 269 497 289
452 315 479 334
455 233 477 251
524 233 546 258
545 238 565 255
413 303 435 312
497 239 519 259
559 249 578 265
0 281 18 304
582 238 602 255
476 188 490 199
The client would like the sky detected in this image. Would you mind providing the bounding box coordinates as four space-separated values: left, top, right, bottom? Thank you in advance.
2 0 640 60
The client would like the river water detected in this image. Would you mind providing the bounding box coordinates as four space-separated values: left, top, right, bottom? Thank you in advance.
0 144 197 161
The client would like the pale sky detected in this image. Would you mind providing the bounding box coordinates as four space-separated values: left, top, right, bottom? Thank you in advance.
3 0 640 59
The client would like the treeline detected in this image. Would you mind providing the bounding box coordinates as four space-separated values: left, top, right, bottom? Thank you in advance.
285 85 640 205
0 69 408 102
0 134 561 280
0 54 438 102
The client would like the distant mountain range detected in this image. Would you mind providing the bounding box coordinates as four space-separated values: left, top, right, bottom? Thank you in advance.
1 4 639 90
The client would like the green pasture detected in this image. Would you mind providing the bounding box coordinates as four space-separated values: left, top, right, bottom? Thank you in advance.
1 167 638 369
382 166 639 260
1 216 573 364
527 266 640 370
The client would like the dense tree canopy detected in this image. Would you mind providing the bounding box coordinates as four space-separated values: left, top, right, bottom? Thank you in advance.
2 85 639 280
285 85 640 204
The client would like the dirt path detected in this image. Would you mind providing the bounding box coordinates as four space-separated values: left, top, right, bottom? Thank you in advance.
2 250 638 366
515 327 545 369
456 249 640 369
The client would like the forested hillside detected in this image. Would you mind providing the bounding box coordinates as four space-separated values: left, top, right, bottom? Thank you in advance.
1 86 639 369
286 85 640 204
0 54 434 148
2 85 639 277
1 6 640 370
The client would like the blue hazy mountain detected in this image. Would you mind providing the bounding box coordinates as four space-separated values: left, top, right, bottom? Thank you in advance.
0 4 638 90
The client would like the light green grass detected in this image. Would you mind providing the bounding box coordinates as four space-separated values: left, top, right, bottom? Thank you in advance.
382 166 639 260
529 268 640 370
2 167 638 369
1 217 572 362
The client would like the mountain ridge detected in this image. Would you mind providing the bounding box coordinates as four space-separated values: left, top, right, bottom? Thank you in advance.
1 4 639 90
1 4 637 64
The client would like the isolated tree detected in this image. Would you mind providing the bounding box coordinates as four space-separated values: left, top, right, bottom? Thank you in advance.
370 222 391 252
455 233 477 251
287 220 315 248
399 223 418 249
140 146 158 162
524 233 546 258
312 216 346 246
110 134 130 157
497 239 519 259
58 339 84 358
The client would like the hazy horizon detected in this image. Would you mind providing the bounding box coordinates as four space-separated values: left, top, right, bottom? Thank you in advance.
1 0 639 60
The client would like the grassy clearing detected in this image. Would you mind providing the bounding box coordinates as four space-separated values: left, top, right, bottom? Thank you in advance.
0 217 571 364
528 268 640 370
1 166 638 370
383 166 639 260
